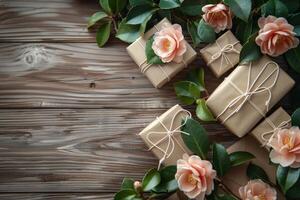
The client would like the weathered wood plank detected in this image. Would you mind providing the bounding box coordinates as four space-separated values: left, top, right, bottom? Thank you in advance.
0 0 98 42
0 43 220 108
0 108 233 192
0 193 111 200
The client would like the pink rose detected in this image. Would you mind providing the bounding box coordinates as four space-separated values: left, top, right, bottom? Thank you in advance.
175 154 216 199
239 179 277 200
202 3 233 33
269 127 300 168
152 24 187 63
255 15 299 57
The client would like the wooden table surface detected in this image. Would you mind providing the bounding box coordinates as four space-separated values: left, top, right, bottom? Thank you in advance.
0 1 298 199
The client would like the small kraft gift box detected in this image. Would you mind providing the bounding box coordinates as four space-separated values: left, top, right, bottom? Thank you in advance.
127 18 197 88
206 56 295 138
139 104 192 169
200 30 242 78
222 136 285 200
251 107 291 148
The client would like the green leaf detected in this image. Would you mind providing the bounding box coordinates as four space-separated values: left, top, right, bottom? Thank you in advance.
126 5 157 25
186 68 206 91
281 0 300 13
114 190 137 200
96 21 111 47
159 0 181 9
285 45 300 73
116 19 140 43
218 194 237 200
99 0 112 14
187 20 201 47
129 0 153 6
286 179 300 199
142 168 161 192
139 15 152 35
196 99 215 122
153 166 178 193
261 0 289 18
223 0 252 22
239 34 262 63
288 13 300 27
174 81 201 105
121 178 135 190
114 0 128 13
145 37 164 64
181 118 210 159
87 11 108 28
197 19 216 43
277 166 300 194
229 151 255 167
292 108 300 126
247 163 270 182
235 17 259 44
178 0 203 16
212 143 231 176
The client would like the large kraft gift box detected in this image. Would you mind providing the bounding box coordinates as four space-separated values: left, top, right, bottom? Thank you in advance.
127 18 197 88
139 104 191 167
206 56 295 137
251 107 291 147
223 136 285 200
200 30 242 78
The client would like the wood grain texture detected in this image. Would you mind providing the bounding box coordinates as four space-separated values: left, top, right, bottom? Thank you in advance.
0 0 98 42
0 193 112 200
0 42 221 108
0 108 233 193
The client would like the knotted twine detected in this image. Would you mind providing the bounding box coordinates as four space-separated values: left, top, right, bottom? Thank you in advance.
140 109 191 170
217 61 280 124
136 24 187 82
207 40 240 75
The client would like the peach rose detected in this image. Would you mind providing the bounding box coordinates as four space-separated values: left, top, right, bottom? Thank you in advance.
152 24 187 63
202 3 232 33
255 15 299 57
268 127 300 168
239 179 277 200
175 154 216 199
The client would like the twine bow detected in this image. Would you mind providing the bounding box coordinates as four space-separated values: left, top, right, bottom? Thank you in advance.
217 61 280 123
260 118 291 146
207 41 240 75
142 109 191 170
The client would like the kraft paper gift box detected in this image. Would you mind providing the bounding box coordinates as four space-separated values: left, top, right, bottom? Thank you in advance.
251 107 291 147
127 18 197 88
223 136 285 200
206 56 295 138
200 30 242 78
139 104 192 168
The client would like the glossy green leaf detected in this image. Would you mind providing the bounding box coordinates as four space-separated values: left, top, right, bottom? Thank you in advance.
187 20 201 47
96 21 111 47
129 0 153 6
178 0 203 16
196 99 215 122
229 151 255 167
247 163 270 182
114 190 137 200
139 15 152 35
116 19 140 43
235 17 259 44
127 5 157 25
285 45 300 73
186 68 206 91
114 0 128 13
212 143 231 176
291 108 300 127
99 0 112 14
181 118 210 159
261 0 289 18
286 179 300 199
145 37 164 64
277 166 300 193
281 0 300 13
239 34 262 63
121 178 135 190
153 166 178 193
142 168 161 191
174 81 201 105
159 0 181 9
87 11 108 28
223 0 252 22
197 19 216 43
